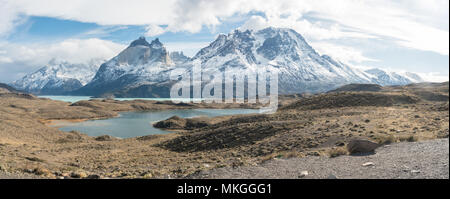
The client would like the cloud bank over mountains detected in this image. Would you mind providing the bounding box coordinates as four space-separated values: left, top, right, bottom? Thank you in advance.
0 0 448 83
2 0 447 54
0 39 125 82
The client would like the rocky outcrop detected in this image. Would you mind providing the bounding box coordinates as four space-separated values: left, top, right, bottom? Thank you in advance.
153 116 210 130
281 92 420 110
347 139 380 154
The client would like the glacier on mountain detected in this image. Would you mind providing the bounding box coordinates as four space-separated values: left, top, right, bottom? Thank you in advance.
12 59 103 95
14 27 424 97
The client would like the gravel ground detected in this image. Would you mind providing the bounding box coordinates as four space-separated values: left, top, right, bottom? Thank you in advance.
189 139 449 179
1 139 448 179
0 172 42 179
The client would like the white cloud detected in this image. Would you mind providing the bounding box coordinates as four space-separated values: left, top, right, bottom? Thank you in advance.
352 66 449 83
0 56 13 63
0 38 125 65
239 15 377 41
166 0 256 33
239 16 268 32
145 24 167 37
302 0 449 55
1 0 448 55
0 1 26 37
0 38 125 82
0 0 448 83
418 72 449 83
1 0 177 26
310 42 379 64
80 26 129 38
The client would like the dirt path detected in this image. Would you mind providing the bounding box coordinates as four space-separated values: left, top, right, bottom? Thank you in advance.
188 139 449 179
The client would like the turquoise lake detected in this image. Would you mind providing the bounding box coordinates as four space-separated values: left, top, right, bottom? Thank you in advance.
38 95 194 103
54 109 260 138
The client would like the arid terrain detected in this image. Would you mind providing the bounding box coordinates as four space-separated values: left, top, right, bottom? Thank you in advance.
0 82 448 179
188 138 449 179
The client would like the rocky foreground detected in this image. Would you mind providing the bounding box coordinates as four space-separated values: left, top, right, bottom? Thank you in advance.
188 138 449 179
0 82 448 179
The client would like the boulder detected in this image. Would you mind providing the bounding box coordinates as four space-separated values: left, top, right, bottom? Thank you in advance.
299 171 309 178
70 171 88 178
86 174 101 179
327 174 338 179
95 135 116 141
347 139 380 154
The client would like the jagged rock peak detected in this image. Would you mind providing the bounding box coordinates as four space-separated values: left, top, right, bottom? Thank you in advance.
150 38 163 48
129 36 151 47
170 51 190 64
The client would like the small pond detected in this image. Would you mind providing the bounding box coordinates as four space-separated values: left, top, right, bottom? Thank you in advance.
53 109 260 138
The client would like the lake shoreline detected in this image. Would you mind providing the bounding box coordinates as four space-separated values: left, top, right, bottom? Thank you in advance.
48 109 260 138
37 95 206 103
1 82 448 179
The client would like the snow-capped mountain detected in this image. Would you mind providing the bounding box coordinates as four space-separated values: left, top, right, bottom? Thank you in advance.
365 68 423 86
192 28 381 94
73 28 423 97
12 59 102 95
170 51 190 64
74 37 180 97
191 27 425 93
11 27 418 97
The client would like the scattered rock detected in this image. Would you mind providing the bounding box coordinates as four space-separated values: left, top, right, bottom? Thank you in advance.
362 162 375 167
307 151 320 156
33 167 52 176
335 141 345 146
411 170 421 174
70 171 88 178
347 139 380 154
141 172 153 179
86 174 101 179
327 174 338 179
299 171 308 178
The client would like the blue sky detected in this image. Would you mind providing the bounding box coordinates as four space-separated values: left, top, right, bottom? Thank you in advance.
0 0 448 83
7 16 225 54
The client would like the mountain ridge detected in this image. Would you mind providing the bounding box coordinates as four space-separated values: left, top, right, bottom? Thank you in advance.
12 59 103 95
14 27 424 97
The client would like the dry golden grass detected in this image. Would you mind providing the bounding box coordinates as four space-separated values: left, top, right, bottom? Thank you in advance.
375 134 420 145
328 147 348 158
0 82 448 178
